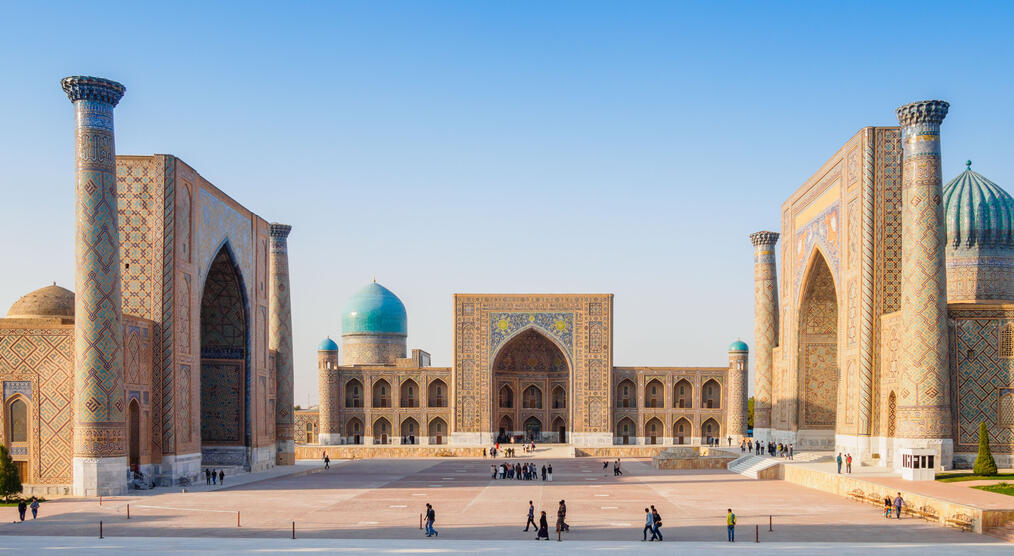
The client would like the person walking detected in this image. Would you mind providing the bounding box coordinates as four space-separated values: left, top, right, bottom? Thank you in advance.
524 500 537 531
205 467 211 485
603 460 609 476
893 493 905 519
29 497 39 519
536 510 550 540
219 469 225 485
726 508 736 542
557 499 569 532
642 507 657 541
424 503 438 537
651 505 663 541
788 443 794 460
17 499 27 522
541 464 547 481
211 468 217 485
615 459 623 476
323 453 330 470
846 453 853 473
547 464 553 482
491 464 497 479
884 496 893 518
836 453 843 474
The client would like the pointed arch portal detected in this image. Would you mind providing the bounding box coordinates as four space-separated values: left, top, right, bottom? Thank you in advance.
492 328 570 443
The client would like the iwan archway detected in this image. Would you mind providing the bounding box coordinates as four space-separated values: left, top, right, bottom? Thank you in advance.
199 244 252 467
492 328 570 443
795 250 839 449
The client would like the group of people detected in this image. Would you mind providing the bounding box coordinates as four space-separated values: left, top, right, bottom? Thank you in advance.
836 452 854 473
15 498 40 521
523 499 569 540
642 505 663 541
204 468 226 485
492 461 552 481
884 492 906 518
485 441 536 459
743 439 794 459
602 459 623 476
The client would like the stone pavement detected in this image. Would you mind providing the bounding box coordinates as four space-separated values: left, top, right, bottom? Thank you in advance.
0 536 1009 554
0 456 1003 544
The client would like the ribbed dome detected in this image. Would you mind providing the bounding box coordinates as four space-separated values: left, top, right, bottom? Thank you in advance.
318 337 339 351
341 282 407 336
728 340 749 352
7 283 75 319
943 162 1014 249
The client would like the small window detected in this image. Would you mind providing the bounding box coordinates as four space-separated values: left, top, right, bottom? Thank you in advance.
1000 323 1014 358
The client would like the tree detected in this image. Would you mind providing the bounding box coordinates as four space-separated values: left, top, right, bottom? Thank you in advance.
747 397 754 429
0 444 22 502
973 421 998 476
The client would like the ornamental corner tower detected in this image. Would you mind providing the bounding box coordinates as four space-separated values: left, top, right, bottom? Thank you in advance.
269 223 295 466
62 76 128 496
749 230 778 443
895 100 953 467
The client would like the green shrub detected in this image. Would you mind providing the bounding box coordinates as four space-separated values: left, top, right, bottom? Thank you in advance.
0 445 22 502
973 421 998 476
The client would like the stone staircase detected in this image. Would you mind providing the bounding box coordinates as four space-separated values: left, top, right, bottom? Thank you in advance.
727 451 833 479
727 455 782 478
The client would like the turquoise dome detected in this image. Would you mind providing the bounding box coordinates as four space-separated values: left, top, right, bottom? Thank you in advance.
318 337 338 351
341 282 408 336
943 162 1014 249
728 340 748 352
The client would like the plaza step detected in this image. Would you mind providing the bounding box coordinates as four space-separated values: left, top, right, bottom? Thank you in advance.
727 455 782 478
985 524 1014 543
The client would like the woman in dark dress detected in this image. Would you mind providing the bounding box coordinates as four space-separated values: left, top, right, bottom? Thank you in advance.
536 510 549 540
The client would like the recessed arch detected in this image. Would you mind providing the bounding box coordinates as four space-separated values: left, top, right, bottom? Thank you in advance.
428 379 447 407
128 399 141 471
401 417 419 444
702 379 721 409
674 379 693 408
345 417 362 444
616 417 635 445
428 417 447 444
498 384 514 408
616 379 636 408
797 248 839 435
499 414 514 436
400 379 419 408
5 396 29 483
701 418 720 442
491 324 573 372
552 416 566 443
523 416 542 441
373 417 391 444
345 378 363 408
645 417 663 445
551 385 566 409
372 379 391 408
199 242 251 466
645 379 664 408
673 417 692 444
522 385 543 409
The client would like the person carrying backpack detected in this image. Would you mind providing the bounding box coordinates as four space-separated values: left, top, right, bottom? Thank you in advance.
726 508 736 542
651 505 663 541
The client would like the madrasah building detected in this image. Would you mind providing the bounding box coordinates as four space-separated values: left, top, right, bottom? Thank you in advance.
750 100 1014 470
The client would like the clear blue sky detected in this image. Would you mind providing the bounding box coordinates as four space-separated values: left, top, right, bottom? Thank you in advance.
1 1 1012 407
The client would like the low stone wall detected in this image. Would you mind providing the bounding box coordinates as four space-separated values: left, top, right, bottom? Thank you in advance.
782 464 1013 534
574 446 672 458
651 446 736 470
296 445 484 460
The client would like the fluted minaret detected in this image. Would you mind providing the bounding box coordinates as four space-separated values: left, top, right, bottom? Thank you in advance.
749 230 779 440
316 339 340 445
896 100 952 467
62 76 128 496
727 341 749 441
269 223 295 465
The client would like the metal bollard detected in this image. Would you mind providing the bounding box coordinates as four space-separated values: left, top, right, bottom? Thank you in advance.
99 496 102 506
755 524 759 543
769 514 773 532
292 521 295 539
127 504 130 519
237 511 241 527
99 521 104 539
420 513 423 529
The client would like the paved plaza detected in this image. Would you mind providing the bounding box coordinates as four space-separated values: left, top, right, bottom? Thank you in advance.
1 454 1007 548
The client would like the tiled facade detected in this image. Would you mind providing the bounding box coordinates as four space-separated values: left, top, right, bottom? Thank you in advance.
310 293 747 447
756 100 1014 469
0 76 294 496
